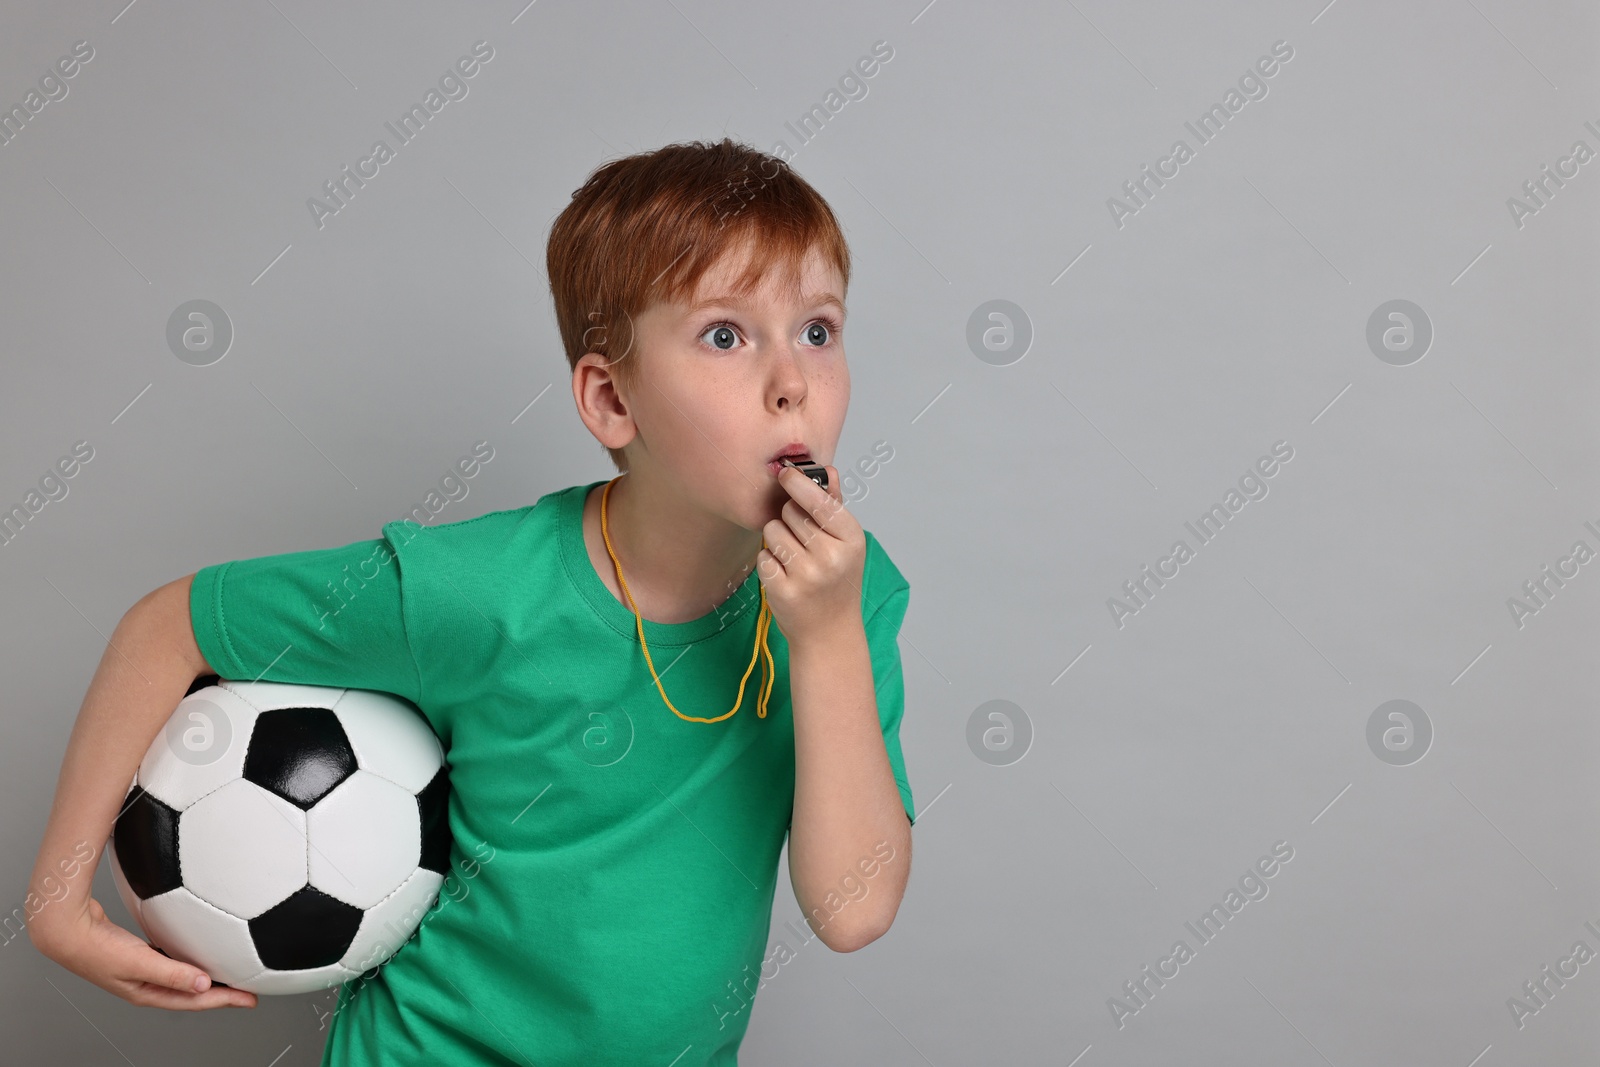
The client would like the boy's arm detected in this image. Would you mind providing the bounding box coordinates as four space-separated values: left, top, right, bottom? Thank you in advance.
786 619 914 954
765 468 916 954
26 575 257 1010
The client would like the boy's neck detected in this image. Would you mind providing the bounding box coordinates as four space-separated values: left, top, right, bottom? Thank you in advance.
581 473 764 625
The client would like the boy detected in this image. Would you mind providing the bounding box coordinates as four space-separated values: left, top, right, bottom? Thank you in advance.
26 137 916 1065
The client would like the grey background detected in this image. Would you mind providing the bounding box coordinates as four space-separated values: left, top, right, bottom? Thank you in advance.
3 0 1596 1063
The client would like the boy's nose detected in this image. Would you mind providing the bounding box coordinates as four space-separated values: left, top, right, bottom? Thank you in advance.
765 355 808 411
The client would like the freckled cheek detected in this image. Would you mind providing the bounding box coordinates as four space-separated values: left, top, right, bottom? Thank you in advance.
666 391 744 467
815 366 850 417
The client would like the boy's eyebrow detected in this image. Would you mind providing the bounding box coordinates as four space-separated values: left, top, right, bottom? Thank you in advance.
685 292 846 317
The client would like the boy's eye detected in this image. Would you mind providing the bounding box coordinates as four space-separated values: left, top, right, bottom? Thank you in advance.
702 324 739 351
697 317 841 353
802 320 832 347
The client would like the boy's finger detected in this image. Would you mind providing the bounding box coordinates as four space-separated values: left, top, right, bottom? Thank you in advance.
808 465 841 504
781 500 822 545
756 547 785 583
126 980 257 1011
800 465 854 536
125 939 213 995
763 514 802 566
781 464 840 521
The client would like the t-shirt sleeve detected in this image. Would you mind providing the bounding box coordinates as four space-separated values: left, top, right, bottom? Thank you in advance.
862 532 915 826
188 530 423 706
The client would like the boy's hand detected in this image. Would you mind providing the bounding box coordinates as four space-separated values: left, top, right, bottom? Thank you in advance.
31 895 257 1011
758 464 865 647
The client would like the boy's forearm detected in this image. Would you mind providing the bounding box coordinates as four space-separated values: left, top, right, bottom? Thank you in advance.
785 620 912 953
26 577 207 948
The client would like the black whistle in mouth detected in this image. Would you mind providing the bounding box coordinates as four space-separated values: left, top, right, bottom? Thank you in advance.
780 455 829 490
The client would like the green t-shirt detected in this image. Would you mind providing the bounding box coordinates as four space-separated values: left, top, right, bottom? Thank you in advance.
188 479 915 1066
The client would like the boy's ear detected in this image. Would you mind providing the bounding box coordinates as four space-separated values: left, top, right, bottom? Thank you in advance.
572 352 638 453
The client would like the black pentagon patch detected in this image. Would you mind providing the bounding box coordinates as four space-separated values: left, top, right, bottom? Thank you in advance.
249 885 363 970
112 787 183 900
417 766 453 875
243 707 357 809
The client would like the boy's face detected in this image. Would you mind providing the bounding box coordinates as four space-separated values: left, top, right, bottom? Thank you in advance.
619 241 850 532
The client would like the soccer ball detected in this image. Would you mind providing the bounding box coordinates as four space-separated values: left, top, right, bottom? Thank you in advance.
108 679 452 995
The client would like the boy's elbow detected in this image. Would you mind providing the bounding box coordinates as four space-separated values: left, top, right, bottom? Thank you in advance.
815 875 909 952
827 927 881 953
820 913 894 953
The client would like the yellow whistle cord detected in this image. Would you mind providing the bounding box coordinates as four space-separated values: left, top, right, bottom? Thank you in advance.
600 475 775 723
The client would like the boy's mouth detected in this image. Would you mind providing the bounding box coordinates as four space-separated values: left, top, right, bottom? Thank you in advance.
766 443 813 478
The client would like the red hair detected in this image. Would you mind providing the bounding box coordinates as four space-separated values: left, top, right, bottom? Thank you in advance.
546 137 851 472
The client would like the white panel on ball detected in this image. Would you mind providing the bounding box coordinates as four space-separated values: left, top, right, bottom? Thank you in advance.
135 687 262 811
181 779 309 919
139 887 264 990
307 770 421 909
